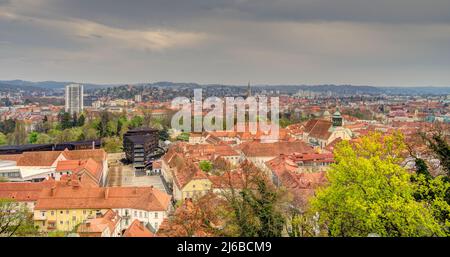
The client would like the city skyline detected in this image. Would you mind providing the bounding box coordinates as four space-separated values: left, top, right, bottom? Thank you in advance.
0 0 450 87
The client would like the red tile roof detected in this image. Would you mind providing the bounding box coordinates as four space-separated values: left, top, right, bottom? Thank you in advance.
35 186 171 211
240 141 313 157
123 219 154 237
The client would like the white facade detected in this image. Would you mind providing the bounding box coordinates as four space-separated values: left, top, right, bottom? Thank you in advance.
114 208 168 232
65 84 84 115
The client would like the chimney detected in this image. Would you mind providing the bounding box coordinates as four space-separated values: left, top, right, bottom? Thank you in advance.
104 188 109 199
50 186 56 196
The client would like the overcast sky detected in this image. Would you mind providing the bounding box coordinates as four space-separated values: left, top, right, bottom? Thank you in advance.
1 0 450 86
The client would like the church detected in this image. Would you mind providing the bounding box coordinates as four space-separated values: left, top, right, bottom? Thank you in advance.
302 109 353 149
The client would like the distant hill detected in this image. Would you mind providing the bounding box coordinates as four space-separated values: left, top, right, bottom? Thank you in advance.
0 80 121 90
0 80 449 95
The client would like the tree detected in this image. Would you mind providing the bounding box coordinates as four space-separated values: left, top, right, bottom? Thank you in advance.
129 116 143 129
421 132 450 177
28 132 39 144
35 133 53 144
310 132 445 237
0 199 37 237
0 132 7 146
96 111 111 138
80 127 98 141
218 161 287 237
0 119 16 134
7 122 28 145
102 136 122 153
77 114 86 127
59 112 72 130
199 160 213 173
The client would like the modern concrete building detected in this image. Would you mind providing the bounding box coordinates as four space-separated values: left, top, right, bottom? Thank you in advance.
65 84 84 115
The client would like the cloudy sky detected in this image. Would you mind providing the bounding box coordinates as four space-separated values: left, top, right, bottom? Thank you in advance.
1 0 450 86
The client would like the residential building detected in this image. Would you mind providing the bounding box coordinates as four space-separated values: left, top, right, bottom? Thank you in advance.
65 84 84 115
34 185 172 233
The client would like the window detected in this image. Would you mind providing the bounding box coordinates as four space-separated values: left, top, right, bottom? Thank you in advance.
83 210 86 215
60 211 63 214
144 212 148 218
72 216 76 221
66 210 69 214
50 211 54 215
154 212 158 219
59 221 63 225
41 211 46 217
134 211 137 217
139 211 142 218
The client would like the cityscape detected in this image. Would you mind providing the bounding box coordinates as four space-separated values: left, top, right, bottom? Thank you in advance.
0 0 449 249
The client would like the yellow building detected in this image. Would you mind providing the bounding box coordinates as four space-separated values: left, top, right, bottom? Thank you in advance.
34 208 106 232
34 183 172 233
172 161 212 201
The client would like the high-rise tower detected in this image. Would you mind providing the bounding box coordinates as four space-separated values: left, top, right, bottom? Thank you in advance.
65 84 84 115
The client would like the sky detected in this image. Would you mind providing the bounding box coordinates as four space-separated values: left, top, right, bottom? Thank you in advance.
0 0 450 87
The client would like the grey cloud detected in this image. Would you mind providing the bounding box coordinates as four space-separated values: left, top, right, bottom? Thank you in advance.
0 0 450 86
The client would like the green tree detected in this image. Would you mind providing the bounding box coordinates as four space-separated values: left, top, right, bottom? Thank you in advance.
129 116 144 129
59 112 72 130
0 132 7 145
28 132 39 144
77 114 86 127
310 132 445 237
102 136 122 153
35 133 53 144
0 199 37 237
199 160 213 173
421 132 450 177
7 122 28 145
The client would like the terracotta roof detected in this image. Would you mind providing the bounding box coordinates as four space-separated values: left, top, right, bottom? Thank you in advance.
173 160 209 190
240 141 313 157
56 158 103 183
17 151 63 166
77 210 120 237
35 186 171 211
0 149 106 167
123 219 155 237
305 119 333 140
0 180 55 202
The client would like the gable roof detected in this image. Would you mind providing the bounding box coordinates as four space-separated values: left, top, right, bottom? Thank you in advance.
77 210 120 236
240 141 313 157
123 219 154 237
305 119 333 140
35 186 171 211
0 180 56 202
0 149 107 167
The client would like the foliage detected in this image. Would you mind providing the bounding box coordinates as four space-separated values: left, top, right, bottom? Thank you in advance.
310 132 445 237
6 122 28 145
28 131 39 144
102 136 122 153
421 132 450 177
0 199 37 237
176 132 190 142
0 132 7 145
129 116 144 129
199 160 213 173
35 133 53 144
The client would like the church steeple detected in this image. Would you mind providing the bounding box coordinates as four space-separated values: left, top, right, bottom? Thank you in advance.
247 81 251 98
332 108 343 127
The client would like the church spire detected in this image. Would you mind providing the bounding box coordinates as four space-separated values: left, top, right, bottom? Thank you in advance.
247 81 251 98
